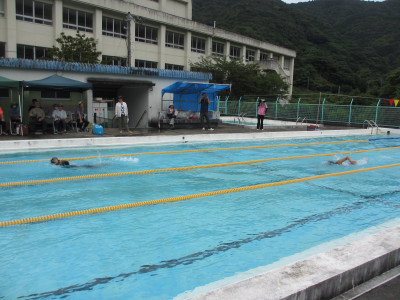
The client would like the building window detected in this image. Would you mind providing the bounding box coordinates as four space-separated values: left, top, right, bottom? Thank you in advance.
0 0 5 16
102 16 126 39
41 90 70 100
0 42 5 58
165 31 184 49
16 0 52 25
246 50 255 62
260 52 269 61
135 24 158 45
212 41 224 56
284 57 291 70
102 55 127 67
165 63 184 71
135 59 158 69
191 37 205 54
0 88 9 98
17 44 49 59
63 8 93 33
230 46 241 59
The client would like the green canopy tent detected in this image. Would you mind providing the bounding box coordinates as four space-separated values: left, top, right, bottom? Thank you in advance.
21 74 92 122
0 76 22 123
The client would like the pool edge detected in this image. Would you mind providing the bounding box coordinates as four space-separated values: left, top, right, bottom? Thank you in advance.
185 224 400 300
0 129 374 152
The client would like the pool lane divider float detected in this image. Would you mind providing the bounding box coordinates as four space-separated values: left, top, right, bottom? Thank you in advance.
1 162 400 227
0 139 370 165
1 146 400 188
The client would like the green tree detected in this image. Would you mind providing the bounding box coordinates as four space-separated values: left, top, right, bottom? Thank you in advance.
191 56 288 96
48 32 101 63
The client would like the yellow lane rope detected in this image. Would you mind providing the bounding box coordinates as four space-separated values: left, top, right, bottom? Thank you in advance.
1 162 399 227
0 139 369 165
1 146 400 188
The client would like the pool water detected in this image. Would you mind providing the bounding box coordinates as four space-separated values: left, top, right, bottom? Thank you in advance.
1 136 400 299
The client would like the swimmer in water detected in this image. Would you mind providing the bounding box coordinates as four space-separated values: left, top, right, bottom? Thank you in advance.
50 156 101 168
50 157 70 167
328 156 357 165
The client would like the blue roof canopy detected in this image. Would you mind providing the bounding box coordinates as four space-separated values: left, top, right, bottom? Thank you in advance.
161 81 230 96
161 81 231 112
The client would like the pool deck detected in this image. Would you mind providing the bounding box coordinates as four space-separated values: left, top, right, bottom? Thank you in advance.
1 123 399 299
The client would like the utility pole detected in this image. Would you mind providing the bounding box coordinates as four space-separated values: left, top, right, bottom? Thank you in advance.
126 12 134 67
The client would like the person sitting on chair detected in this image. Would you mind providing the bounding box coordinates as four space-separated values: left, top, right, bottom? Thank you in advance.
52 104 67 134
76 101 89 132
167 104 178 128
0 106 8 135
29 100 47 134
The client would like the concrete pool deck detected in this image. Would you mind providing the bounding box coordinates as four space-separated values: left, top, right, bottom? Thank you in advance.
0 123 399 299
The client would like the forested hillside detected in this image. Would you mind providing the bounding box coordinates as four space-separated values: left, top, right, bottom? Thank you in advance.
192 0 400 97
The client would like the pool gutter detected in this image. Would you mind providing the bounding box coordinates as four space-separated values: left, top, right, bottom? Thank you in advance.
186 224 400 300
0 129 374 152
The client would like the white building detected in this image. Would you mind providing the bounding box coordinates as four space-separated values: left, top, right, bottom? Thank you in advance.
0 0 296 127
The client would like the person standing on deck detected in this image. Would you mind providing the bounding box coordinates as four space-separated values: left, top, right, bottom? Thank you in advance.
257 99 268 130
198 93 214 131
115 96 132 134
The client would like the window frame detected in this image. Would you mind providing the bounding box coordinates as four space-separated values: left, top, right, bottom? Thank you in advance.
191 36 205 54
17 44 49 60
230 45 241 59
16 0 52 25
102 16 127 39
41 90 71 101
102 55 127 67
212 41 224 57
246 49 255 62
165 30 184 50
63 7 93 33
135 24 158 45
165 63 184 71
135 59 158 69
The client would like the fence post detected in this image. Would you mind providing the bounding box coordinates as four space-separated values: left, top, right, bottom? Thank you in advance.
225 96 228 115
216 96 220 112
275 97 279 119
238 96 242 116
255 97 260 117
348 98 353 125
375 99 381 124
321 98 326 123
297 98 301 120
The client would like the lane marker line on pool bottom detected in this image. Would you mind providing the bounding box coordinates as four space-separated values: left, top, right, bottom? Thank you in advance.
1 162 400 227
1 146 400 188
0 139 369 165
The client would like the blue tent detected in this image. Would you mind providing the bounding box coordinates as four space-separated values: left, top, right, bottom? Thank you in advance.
161 81 231 111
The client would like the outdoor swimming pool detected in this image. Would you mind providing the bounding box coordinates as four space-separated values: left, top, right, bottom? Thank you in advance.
1 135 400 299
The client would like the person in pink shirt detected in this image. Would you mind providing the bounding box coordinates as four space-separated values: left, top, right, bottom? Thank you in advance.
257 99 268 130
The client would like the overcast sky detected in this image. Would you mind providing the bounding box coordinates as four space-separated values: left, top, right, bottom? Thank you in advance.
281 0 385 3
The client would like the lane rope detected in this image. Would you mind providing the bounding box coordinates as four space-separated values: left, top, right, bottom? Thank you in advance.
2 146 400 188
0 139 369 165
1 162 400 227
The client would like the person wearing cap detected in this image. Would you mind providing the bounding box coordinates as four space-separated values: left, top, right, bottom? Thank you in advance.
28 100 47 134
115 96 132 134
76 101 89 132
50 157 70 167
52 104 67 134
197 93 214 131
257 98 268 130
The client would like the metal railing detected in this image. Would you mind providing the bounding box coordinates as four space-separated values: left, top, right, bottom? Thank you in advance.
218 97 400 128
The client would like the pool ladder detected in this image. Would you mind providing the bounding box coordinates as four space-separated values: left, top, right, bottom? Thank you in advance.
233 113 246 126
363 120 379 134
296 117 308 125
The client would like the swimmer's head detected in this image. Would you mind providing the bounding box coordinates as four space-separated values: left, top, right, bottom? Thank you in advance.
50 157 59 164
328 161 336 165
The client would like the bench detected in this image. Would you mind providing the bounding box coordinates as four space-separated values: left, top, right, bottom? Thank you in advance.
151 110 221 129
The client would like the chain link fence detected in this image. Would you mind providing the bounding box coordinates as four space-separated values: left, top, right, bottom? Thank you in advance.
217 95 400 128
